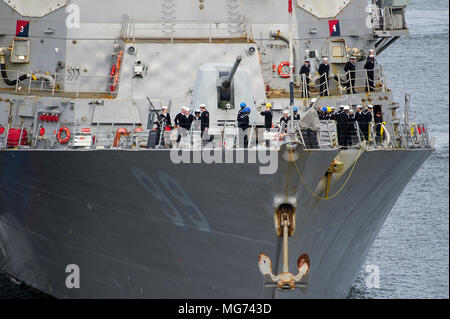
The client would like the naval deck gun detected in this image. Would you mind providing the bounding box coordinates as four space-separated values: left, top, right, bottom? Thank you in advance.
217 55 242 110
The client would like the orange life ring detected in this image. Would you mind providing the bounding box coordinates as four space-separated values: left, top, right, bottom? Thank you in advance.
278 61 290 78
57 127 71 144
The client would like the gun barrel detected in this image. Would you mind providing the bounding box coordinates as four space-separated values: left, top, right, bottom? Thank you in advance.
222 55 242 88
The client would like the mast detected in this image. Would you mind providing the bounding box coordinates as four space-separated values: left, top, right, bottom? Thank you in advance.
288 0 294 133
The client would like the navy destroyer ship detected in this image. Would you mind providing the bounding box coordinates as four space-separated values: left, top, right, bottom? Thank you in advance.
0 0 433 298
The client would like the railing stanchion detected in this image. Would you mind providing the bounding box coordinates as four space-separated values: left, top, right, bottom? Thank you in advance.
15 72 20 92
28 73 32 93
17 120 24 149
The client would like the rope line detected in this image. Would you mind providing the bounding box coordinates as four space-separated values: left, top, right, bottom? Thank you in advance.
291 147 364 200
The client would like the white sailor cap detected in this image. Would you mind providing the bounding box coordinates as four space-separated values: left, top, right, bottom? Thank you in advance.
323 57 328 61
185 107 191 112
369 49 375 52
339 104 345 109
283 109 290 114
356 105 362 109
162 106 168 110
349 109 354 113
368 104 373 109
344 105 350 110
195 109 201 113
199 104 207 108
349 56 356 60
304 59 310 63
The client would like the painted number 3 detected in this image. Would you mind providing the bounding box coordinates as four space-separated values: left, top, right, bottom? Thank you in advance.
131 167 210 232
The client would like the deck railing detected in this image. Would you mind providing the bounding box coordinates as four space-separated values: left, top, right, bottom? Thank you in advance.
0 119 431 152
265 67 386 99
120 15 253 43
0 70 117 97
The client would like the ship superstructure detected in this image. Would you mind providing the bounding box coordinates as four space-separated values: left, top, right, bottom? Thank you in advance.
0 0 433 298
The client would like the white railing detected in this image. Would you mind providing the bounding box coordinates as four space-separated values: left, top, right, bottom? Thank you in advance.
0 70 117 97
266 67 386 98
120 15 253 43
0 119 432 151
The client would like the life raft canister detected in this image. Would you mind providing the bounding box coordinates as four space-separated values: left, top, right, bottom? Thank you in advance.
110 50 124 92
57 126 71 144
278 61 291 78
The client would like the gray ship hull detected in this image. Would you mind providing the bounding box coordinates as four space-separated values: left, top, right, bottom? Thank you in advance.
0 148 431 298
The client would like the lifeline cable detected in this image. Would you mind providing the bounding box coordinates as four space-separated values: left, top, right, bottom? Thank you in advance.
291 146 364 200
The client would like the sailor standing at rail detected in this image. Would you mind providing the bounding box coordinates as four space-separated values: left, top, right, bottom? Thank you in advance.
174 107 186 143
316 105 326 120
299 60 311 98
199 104 210 141
374 109 384 139
355 105 364 140
364 54 376 92
237 102 246 121
192 109 202 131
318 57 330 96
174 107 185 127
237 107 250 147
279 110 290 133
260 103 273 131
183 107 194 131
360 105 373 141
367 49 376 62
336 105 349 147
328 106 336 120
344 56 356 94
293 107 300 121
159 106 172 128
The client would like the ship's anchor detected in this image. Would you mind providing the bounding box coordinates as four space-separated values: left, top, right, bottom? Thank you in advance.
258 204 310 291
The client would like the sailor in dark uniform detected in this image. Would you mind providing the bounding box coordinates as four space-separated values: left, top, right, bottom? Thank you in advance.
318 57 330 96
237 102 246 121
182 107 194 131
260 103 273 130
362 105 373 141
354 105 364 139
174 107 185 128
336 105 349 147
293 107 301 121
237 107 250 147
159 106 172 128
344 56 356 94
199 104 211 141
374 110 383 137
366 49 376 62
364 54 376 92
174 107 186 143
348 108 356 145
360 105 373 140
299 60 311 98
279 110 290 133
316 106 324 120
325 107 335 120
192 109 202 131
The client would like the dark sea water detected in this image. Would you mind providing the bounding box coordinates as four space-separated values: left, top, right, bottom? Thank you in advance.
0 0 448 299
348 0 449 299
